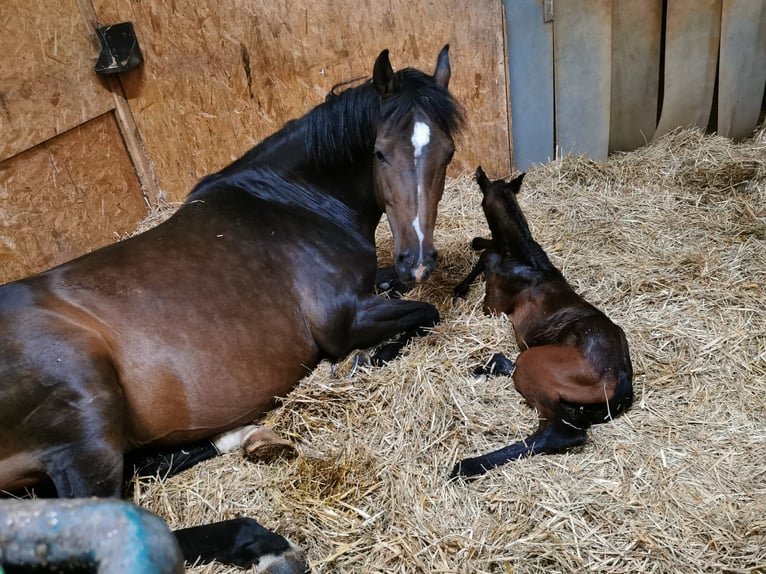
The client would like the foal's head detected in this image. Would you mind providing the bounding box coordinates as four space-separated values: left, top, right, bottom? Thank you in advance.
474 166 529 316
372 46 463 285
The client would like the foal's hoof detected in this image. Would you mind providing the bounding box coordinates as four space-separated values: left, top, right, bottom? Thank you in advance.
242 427 297 463
448 458 488 481
473 353 515 378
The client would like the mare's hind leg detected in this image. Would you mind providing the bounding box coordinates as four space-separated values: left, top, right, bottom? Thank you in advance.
173 517 307 572
48 440 124 498
126 426 296 488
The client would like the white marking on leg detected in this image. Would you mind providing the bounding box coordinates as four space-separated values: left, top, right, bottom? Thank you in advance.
212 424 259 453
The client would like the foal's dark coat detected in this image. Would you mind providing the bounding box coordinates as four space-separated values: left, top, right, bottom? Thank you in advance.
451 168 633 478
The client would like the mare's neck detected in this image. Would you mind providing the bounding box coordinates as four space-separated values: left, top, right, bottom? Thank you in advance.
230 98 383 241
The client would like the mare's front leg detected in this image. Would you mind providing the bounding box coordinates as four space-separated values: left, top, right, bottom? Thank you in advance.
348 295 439 364
374 266 412 298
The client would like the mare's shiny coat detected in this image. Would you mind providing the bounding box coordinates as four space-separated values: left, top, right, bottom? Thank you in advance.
451 168 633 478
0 47 462 498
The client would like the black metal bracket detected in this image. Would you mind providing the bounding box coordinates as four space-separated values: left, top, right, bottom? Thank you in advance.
94 22 143 75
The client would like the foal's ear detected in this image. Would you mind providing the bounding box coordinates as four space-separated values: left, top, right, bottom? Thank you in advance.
506 172 526 195
475 166 490 194
433 44 451 88
373 49 397 98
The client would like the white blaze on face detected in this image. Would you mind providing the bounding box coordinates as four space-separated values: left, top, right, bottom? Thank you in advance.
410 121 430 272
411 121 431 158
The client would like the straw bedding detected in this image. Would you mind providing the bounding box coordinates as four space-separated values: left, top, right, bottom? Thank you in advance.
130 126 766 573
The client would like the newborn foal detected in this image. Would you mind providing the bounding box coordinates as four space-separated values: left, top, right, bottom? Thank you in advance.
451 168 633 479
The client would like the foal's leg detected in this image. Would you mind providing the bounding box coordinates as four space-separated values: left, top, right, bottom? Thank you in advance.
453 258 485 299
450 346 596 479
449 417 588 479
346 296 440 364
453 236 493 299
473 352 515 377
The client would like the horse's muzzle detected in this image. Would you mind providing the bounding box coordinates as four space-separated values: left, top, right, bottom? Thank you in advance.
396 248 437 285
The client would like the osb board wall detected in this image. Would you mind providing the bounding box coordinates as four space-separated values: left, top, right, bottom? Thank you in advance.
0 0 115 161
93 0 509 202
0 113 147 284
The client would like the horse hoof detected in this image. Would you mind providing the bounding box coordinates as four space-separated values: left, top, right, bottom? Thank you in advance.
473 353 515 378
242 427 297 463
258 547 308 574
448 458 486 481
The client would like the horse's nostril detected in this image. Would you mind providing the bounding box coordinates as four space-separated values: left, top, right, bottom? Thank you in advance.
397 251 410 263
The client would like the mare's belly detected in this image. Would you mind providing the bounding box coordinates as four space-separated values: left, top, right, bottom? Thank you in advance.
113 311 319 448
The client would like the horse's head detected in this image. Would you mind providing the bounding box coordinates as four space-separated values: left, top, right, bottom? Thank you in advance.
474 166 528 316
371 46 463 285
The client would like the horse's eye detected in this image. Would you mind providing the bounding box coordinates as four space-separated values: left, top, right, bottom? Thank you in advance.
374 149 387 163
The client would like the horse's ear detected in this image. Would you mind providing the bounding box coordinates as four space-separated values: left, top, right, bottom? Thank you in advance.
506 172 526 195
433 44 451 88
373 49 397 98
475 166 490 194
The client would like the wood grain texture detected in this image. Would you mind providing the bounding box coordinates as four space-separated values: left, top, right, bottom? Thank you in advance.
654 0 722 139
554 0 612 160
0 113 147 284
610 0 663 152
717 0 766 141
0 0 115 162
94 0 510 201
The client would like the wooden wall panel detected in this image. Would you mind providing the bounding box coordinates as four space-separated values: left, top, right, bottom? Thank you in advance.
505 0 555 171
554 0 612 160
610 0 663 152
0 113 147 284
717 0 766 141
654 0 722 139
94 0 509 201
0 0 115 161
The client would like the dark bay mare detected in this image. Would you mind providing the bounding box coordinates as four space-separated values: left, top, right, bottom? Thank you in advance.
0 46 462 569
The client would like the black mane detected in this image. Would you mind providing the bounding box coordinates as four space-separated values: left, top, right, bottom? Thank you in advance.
186 66 463 219
186 167 358 230
308 68 464 164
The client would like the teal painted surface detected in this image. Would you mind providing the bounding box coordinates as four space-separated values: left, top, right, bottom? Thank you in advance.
0 499 184 574
505 0 554 171
508 0 762 163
